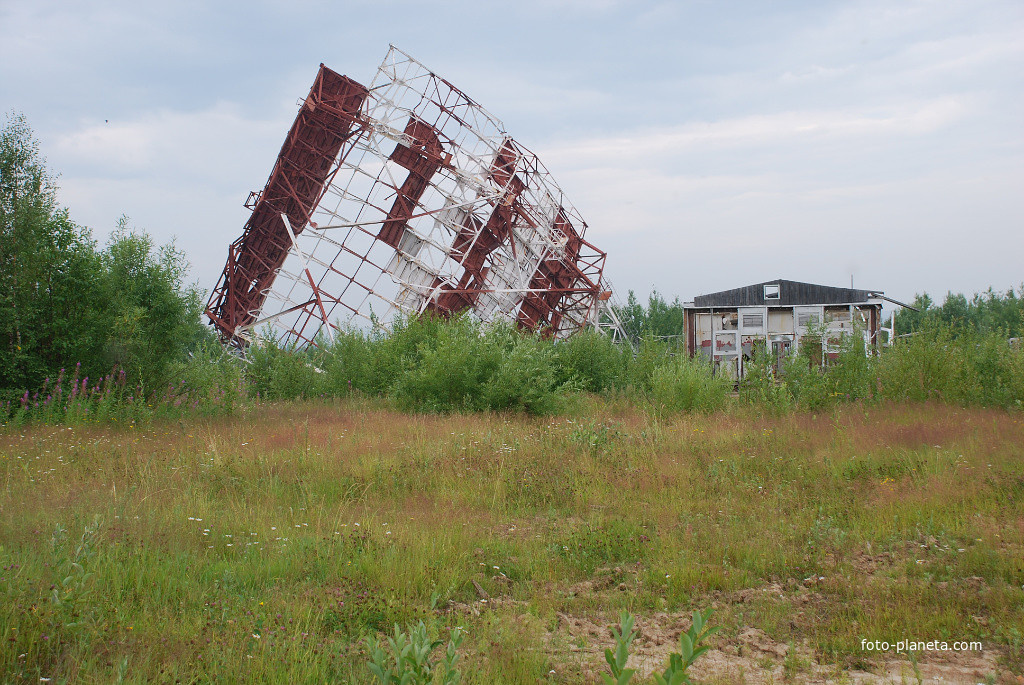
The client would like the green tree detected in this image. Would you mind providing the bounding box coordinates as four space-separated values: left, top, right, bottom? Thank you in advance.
0 113 107 396
98 219 205 391
616 290 647 342
613 289 686 343
645 290 685 340
1 113 205 399
895 288 1024 337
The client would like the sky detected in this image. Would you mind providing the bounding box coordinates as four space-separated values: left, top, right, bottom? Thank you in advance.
1 0 1022 310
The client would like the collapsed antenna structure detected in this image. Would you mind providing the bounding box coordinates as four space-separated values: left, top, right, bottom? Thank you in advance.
206 46 625 347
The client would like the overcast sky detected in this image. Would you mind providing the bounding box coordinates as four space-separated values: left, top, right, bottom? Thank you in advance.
2 0 1021 309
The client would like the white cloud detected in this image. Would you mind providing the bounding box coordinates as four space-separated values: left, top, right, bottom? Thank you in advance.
779 65 857 84
48 103 296 292
4 0 1020 306
539 98 970 170
52 103 288 182
55 121 155 170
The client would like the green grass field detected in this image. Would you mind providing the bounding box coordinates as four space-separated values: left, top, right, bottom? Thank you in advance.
2 399 1022 683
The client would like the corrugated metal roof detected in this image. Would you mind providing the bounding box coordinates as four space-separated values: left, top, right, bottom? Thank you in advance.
691 279 880 307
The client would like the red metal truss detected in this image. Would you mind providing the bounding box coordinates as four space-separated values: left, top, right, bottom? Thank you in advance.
379 118 446 248
426 141 525 318
206 47 622 348
205 65 368 343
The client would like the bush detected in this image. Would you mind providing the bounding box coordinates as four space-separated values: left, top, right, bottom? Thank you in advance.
553 330 627 392
482 333 563 415
963 332 1024 408
366 314 449 396
389 316 498 412
245 335 326 401
320 328 375 396
622 337 671 394
777 355 834 411
875 327 1024 409
388 317 565 415
740 350 792 414
875 327 972 404
649 356 730 414
163 336 245 414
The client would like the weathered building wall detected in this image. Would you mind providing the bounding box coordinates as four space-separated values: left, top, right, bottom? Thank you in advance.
684 280 885 379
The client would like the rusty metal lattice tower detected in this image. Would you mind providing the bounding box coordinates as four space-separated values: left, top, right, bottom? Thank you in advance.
206 47 623 348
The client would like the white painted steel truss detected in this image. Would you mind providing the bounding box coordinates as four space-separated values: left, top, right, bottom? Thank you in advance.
234 47 622 346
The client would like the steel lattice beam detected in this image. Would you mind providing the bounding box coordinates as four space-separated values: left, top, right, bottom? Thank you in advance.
206 47 622 348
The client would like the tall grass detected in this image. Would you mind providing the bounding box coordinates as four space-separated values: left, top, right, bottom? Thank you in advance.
4 315 1022 427
2 402 1021 682
649 356 731 414
739 325 1024 413
0 354 243 428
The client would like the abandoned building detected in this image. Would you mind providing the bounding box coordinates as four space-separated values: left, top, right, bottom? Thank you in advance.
683 279 887 378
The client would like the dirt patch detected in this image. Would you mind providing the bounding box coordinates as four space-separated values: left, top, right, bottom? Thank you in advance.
566 566 635 596
545 610 1004 684
849 552 895 575
539 556 1012 683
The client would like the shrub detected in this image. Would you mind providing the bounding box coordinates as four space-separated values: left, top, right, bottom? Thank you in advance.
740 350 793 414
553 330 627 392
481 333 563 415
245 335 326 401
622 337 672 394
388 317 565 415
389 316 500 412
163 336 245 414
321 328 376 396
368 314 449 396
828 327 873 402
779 338 837 411
650 356 730 414
876 327 1024 408
874 327 971 404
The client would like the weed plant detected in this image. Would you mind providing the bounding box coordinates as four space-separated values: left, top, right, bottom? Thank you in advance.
602 611 637 685
601 609 718 685
0 354 243 427
652 608 719 685
365 621 463 685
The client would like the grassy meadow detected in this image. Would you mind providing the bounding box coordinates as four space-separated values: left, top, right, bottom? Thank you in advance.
5 108 1024 683
2 398 1022 683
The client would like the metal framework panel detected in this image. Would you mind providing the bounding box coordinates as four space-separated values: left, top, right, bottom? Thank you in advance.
206 47 620 348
